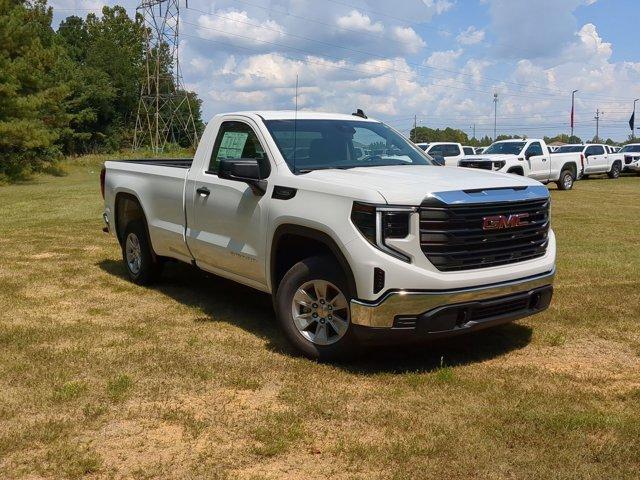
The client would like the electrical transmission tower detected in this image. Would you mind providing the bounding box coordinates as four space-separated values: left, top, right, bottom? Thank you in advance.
134 0 199 152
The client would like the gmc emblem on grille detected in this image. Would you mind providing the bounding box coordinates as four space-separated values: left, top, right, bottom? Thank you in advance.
482 213 529 230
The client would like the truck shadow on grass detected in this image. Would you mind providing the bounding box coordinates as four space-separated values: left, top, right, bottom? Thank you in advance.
98 259 533 374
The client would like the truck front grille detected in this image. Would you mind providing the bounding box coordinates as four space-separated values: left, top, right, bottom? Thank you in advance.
419 198 550 271
459 160 492 170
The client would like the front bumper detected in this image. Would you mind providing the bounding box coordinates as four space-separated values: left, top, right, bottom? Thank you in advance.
350 270 554 343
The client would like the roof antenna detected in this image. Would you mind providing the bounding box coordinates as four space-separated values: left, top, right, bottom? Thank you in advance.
352 108 367 119
293 73 299 173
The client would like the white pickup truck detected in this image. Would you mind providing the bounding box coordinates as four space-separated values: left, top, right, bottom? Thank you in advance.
552 143 622 179
101 111 556 360
458 139 583 190
610 143 640 173
415 142 465 167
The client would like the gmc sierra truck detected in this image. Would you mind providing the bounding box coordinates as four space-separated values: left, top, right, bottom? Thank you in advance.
609 143 640 173
552 143 622 179
101 111 556 360
458 139 583 190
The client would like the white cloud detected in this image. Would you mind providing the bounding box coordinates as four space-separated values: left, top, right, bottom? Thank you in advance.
425 49 463 70
336 10 384 33
391 27 427 54
457 26 485 45
196 10 285 48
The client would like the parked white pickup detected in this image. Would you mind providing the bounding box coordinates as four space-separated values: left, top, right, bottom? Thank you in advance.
553 144 622 179
415 142 465 167
609 143 640 173
101 111 556 360
459 139 583 190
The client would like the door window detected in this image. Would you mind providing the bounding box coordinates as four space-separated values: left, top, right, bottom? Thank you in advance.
525 142 543 157
208 121 269 176
584 145 604 156
446 144 461 156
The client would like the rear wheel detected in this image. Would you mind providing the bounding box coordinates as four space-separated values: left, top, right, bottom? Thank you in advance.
122 220 162 285
608 162 621 179
556 169 575 190
275 256 356 361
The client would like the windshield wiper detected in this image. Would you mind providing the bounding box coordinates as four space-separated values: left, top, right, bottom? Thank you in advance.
296 166 357 174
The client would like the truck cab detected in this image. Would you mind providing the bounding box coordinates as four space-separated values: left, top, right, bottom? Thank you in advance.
416 142 465 167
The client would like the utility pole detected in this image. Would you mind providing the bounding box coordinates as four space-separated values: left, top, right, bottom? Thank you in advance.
471 124 476 139
594 109 603 142
570 89 578 139
134 0 199 152
493 92 498 140
413 115 417 142
633 99 639 140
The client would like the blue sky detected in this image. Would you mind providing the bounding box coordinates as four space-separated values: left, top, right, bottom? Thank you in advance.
51 0 640 141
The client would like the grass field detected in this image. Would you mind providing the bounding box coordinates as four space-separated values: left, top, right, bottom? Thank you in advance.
1 157 639 479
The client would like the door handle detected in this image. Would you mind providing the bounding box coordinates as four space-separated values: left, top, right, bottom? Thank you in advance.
541 158 547 162
196 187 210 197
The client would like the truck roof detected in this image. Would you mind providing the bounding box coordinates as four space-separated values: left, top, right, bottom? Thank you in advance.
218 110 379 122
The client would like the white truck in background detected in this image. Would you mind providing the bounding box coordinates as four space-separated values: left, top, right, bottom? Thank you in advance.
609 143 640 173
101 111 556 360
415 142 465 166
553 144 622 179
459 139 583 190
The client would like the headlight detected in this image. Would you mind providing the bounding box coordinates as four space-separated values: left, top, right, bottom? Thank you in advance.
351 202 414 262
492 161 506 170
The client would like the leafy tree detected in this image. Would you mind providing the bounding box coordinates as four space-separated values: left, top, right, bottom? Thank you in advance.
410 126 469 144
0 0 71 181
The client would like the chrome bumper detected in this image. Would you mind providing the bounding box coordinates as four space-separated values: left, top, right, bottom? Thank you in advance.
350 269 555 328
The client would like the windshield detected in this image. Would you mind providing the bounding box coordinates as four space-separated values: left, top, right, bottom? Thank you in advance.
554 145 584 153
620 145 640 153
483 141 526 155
264 119 433 172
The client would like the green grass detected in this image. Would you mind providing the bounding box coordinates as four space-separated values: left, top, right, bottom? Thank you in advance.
0 157 639 478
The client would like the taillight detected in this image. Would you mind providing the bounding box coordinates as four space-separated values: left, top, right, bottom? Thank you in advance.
580 154 585 170
100 167 106 199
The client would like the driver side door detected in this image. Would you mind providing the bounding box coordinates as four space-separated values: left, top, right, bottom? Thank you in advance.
185 119 272 287
525 142 548 180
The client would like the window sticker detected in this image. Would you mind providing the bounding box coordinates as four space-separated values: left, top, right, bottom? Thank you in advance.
218 131 248 159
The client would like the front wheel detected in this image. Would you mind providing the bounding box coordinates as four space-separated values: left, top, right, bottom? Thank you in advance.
275 256 356 361
608 162 621 179
556 170 575 190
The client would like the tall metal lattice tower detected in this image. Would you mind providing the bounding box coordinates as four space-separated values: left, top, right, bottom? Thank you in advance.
134 0 198 151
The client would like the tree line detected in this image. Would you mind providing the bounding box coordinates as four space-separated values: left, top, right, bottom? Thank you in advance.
0 0 203 182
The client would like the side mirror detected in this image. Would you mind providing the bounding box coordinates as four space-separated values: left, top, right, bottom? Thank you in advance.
431 154 445 166
525 151 533 160
219 158 267 195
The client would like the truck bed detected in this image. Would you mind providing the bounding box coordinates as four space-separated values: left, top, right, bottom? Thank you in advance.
116 158 193 169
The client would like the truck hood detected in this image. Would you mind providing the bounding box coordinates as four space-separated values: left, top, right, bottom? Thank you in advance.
303 165 541 205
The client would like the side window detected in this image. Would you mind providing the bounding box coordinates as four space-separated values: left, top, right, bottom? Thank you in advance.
463 147 474 155
208 121 269 175
585 145 602 156
449 144 462 156
428 144 445 156
526 142 543 157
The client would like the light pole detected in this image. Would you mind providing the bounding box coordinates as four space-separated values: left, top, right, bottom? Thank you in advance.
633 99 639 140
493 92 498 140
570 90 578 139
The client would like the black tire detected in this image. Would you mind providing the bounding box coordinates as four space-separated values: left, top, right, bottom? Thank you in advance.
607 162 621 179
507 168 524 176
556 169 575 190
122 220 162 285
275 255 357 361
